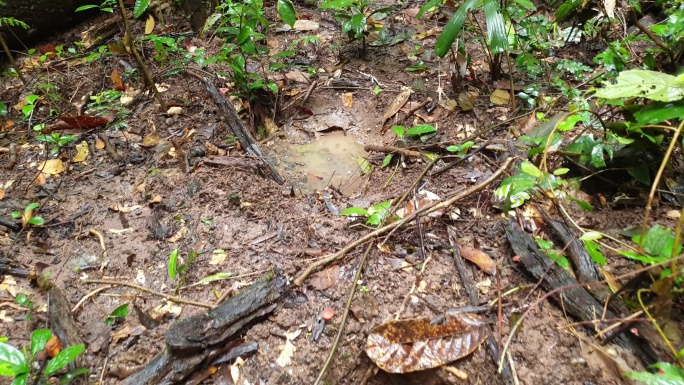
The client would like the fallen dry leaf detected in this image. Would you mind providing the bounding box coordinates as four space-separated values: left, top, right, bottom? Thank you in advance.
458 90 477 111
382 87 412 126
95 136 106 149
45 336 61 358
490 89 510 105
276 329 301 367
111 69 124 90
342 92 353 109
108 204 143 213
72 141 89 162
366 312 488 373
459 245 496 275
309 265 340 290
38 159 64 175
145 14 155 34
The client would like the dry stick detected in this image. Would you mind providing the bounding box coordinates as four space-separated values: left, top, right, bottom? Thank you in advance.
294 157 514 286
116 0 167 111
83 279 214 309
72 285 112 313
313 243 372 385
497 253 684 372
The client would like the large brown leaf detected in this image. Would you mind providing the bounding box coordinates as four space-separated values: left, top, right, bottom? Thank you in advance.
366 312 488 373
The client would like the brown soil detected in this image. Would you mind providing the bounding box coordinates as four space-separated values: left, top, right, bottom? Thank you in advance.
0 2 680 385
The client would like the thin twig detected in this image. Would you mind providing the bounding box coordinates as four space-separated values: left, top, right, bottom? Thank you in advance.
295 158 514 285
83 279 214 309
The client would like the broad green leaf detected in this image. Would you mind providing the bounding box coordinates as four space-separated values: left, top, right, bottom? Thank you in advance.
625 362 684 384
319 0 353 9
633 225 681 259
133 0 150 19
198 272 235 284
618 251 669 264
26 95 39 104
277 0 297 27
435 0 479 57
26 203 39 211
168 248 179 280
11 373 27 385
553 168 570 175
406 124 436 136
106 304 129 324
391 125 406 138
634 102 684 125
558 114 583 131
342 13 366 39
519 161 541 178
594 70 684 102
583 240 606 265
0 342 28 376
237 24 255 45
590 143 606 168
356 156 372 174
367 201 392 226
44 345 84 376
30 330 51 359
627 164 650 185
416 0 443 18
340 207 370 216
381 154 394 168
482 0 507 53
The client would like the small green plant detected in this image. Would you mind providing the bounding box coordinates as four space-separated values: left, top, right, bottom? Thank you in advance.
105 304 129 325
36 133 77 155
167 248 200 291
87 90 130 130
14 294 35 321
340 200 394 226
0 3 29 83
75 0 116 13
19 95 40 119
319 0 392 53
624 362 684 384
0 330 87 385
11 203 44 227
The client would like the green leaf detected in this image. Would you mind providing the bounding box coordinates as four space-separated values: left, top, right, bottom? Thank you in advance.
319 0 353 9
198 272 235 284
367 201 392 226
519 161 541 178
342 13 366 39
634 102 684 125
625 362 684 384
133 0 150 18
0 102 7 117
11 373 27 385
44 345 84 376
619 251 669 264
435 0 479 57
168 248 179 280
633 225 681 259
237 24 255 45
590 143 606 168
277 0 297 27
583 240 606 265
30 330 51 360
558 115 583 131
60 368 89 384
510 0 536 11
0 342 28 377
416 0 443 18
106 304 129 324
75 4 100 12
553 168 569 175
579 231 602 241
594 70 684 102
340 207 370 216
391 125 406 138
482 0 507 53
381 154 394 168
406 124 436 136
627 164 650 185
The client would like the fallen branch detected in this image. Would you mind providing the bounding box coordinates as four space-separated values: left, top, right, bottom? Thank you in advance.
83 279 214 309
363 145 421 158
294 157 514 286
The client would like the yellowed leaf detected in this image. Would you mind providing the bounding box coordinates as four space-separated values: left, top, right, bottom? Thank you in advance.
263 117 278 135
342 92 353 109
460 245 496 275
490 89 510 105
35 173 47 185
38 159 64 175
95 136 105 149
145 14 155 34
72 141 89 162
382 87 411 126
148 195 162 203
0 189 4 200
142 131 161 147
458 90 478 111
437 99 458 112
209 249 227 265
411 28 440 40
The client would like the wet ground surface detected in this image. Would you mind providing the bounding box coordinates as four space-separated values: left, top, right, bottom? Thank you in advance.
0 2 680 385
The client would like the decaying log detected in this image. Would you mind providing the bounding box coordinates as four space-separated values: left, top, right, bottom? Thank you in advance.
504 219 660 367
46 284 86 369
122 271 288 385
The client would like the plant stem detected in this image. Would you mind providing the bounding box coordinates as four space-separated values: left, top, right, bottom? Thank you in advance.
0 34 26 84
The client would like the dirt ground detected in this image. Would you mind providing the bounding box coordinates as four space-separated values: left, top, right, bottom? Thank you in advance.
0 1 680 385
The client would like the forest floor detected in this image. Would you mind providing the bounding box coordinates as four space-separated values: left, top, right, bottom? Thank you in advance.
0 1 680 384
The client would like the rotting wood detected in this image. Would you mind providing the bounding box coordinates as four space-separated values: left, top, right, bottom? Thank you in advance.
121 271 287 384
504 219 660 367
186 71 285 185
45 283 85 369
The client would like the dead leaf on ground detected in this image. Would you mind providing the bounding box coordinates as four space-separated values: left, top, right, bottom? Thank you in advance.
309 264 340 290
366 312 488 373
59 115 111 129
490 89 510 105
517 113 538 135
276 329 301 367
109 204 143 213
111 69 124 91
342 92 353 109
112 324 146 342
72 141 89 162
458 90 478 111
459 245 496 275
382 86 411 126
38 159 64 175
438 99 458 112
145 14 155 34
